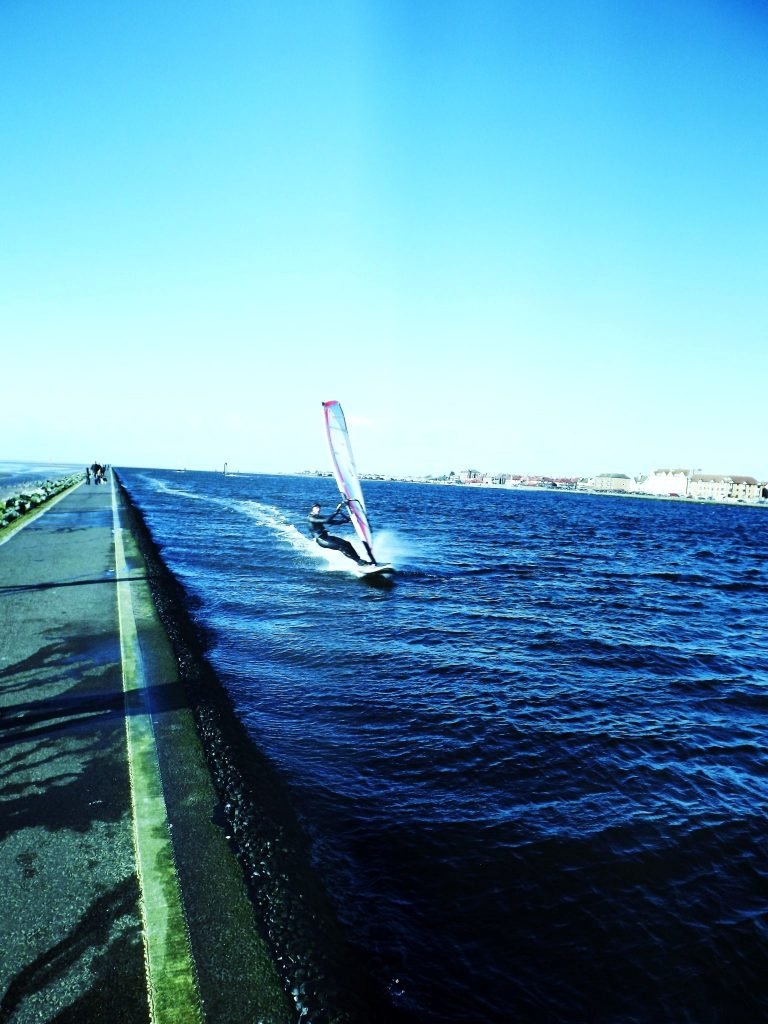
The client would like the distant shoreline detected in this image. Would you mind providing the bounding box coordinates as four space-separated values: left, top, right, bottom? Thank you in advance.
3 463 765 511
299 473 768 509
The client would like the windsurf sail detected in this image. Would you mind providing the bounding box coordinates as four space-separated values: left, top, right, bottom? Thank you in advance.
322 400 376 563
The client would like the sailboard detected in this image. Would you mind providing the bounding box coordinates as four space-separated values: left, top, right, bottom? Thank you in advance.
321 400 394 576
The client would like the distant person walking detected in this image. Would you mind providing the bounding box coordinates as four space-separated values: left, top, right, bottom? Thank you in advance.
85 467 91 485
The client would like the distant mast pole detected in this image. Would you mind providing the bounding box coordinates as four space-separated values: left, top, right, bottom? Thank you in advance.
223 462 227 476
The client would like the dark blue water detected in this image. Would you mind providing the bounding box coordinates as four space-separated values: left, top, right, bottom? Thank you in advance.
118 469 768 1023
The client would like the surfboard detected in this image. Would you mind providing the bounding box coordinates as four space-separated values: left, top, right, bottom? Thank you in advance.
354 562 395 579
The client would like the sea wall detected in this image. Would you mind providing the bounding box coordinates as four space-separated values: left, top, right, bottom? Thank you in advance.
0 474 82 530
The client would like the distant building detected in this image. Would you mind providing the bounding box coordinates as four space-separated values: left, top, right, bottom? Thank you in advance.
640 469 690 496
590 473 636 493
459 469 487 484
687 474 729 501
687 474 761 501
729 476 761 501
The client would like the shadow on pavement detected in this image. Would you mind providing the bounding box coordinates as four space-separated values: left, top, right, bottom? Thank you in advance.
0 576 146 596
0 877 144 1024
0 676 190 749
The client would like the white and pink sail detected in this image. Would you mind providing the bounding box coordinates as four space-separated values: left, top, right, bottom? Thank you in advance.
322 400 376 563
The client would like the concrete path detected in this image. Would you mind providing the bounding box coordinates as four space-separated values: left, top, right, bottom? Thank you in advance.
0 479 291 1023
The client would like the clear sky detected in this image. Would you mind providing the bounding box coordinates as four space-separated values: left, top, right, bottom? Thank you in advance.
3 0 767 478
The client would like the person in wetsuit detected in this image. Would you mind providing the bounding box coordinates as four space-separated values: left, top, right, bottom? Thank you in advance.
308 502 369 564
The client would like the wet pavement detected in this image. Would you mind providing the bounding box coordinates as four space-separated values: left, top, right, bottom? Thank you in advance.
0 479 292 1023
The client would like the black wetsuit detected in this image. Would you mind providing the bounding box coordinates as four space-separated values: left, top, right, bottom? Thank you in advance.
308 508 363 563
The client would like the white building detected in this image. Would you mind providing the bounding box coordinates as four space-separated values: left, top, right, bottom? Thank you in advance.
458 469 487 485
640 469 690 496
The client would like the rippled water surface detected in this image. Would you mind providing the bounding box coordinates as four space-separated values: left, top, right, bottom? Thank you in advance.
0 460 82 499
118 468 768 1022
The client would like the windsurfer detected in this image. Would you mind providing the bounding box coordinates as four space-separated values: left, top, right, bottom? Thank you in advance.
308 502 369 564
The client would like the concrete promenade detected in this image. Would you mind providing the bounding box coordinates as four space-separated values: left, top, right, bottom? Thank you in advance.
0 479 292 1023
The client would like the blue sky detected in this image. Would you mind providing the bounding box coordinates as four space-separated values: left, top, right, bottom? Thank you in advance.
3 0 767 478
